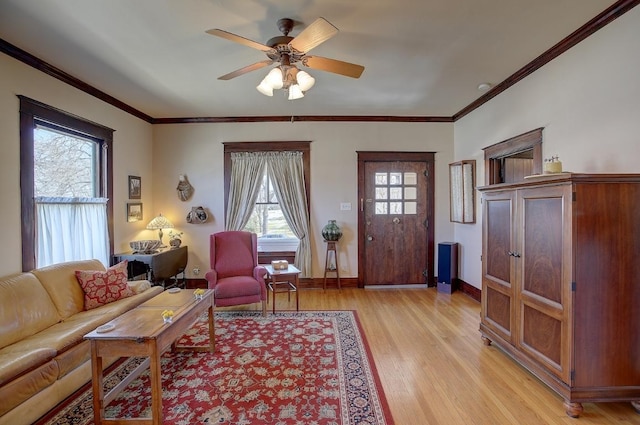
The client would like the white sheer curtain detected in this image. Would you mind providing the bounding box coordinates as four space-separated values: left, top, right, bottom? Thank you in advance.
226 152 267 230
35 197 109 268
267 152 311 277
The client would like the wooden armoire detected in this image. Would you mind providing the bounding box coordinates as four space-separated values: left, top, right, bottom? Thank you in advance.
479 173 640 418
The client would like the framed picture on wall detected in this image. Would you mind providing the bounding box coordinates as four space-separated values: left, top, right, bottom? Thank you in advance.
449 160 476 223
128 175 141 199
127 202 143 222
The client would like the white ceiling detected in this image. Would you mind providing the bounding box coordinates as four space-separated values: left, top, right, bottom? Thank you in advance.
0 0 617 119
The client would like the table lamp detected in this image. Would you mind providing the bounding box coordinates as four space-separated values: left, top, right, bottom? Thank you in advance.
146 213 174 246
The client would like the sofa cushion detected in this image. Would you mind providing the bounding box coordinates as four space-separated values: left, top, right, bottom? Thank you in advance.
75 261 133 310
0 360 58 416
0 348 57 385
0 273 61 350
54 340 90 380
32 259 106 319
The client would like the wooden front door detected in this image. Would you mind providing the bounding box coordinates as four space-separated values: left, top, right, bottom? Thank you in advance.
357 152 435 287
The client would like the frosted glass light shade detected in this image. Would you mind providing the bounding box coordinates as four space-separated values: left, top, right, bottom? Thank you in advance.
296 71 315 91
256 79 274 96
265 67 284 89
288 84 304 100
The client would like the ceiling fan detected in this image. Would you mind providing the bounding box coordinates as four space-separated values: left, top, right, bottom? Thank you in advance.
206 17 364 99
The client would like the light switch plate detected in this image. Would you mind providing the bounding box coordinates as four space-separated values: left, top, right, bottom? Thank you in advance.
340 202 352 211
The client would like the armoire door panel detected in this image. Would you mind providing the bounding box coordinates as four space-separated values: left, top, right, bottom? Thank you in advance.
521 305 563 371
484 285 511 336
485 198 512 284
521 196 563 303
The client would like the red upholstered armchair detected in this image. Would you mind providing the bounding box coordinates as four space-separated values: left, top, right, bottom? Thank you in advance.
205 231 267 316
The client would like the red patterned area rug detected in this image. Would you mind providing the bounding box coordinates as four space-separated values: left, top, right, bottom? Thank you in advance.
39 310 394 425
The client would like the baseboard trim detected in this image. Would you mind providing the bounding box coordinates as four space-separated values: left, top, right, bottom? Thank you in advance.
186 276 480 301
458 279 481 302
364 284 429 290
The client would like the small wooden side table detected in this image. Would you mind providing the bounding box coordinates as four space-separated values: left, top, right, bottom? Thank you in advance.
323 241 341 290
263 264 301 313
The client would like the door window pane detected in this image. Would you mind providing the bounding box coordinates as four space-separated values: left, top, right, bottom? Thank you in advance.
375 173 387 185
405 202 417 214
404 187 417 200
390 202 403 214
404 172 417 185
389 173 402 185
390 188 402 200
375 202 388 214
375 187 388 200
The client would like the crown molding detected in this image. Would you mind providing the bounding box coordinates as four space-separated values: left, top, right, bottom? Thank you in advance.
2 0 637 124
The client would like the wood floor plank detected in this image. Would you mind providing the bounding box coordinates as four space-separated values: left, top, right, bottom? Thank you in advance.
218 287 640 424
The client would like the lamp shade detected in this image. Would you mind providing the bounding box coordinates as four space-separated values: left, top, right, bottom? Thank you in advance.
296 71 315 91
256 79 274 96
265 67 284 89
146 213 174 244
288 84 304 100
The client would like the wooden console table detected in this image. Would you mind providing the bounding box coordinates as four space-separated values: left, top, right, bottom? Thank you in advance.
113 246 188 288
84 289 214 425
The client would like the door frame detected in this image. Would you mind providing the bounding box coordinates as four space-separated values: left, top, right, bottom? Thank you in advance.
356 151 435 288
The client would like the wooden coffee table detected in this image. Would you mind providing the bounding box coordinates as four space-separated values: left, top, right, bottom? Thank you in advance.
84 289 214 425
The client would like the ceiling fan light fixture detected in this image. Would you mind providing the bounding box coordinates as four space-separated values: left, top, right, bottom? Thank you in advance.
256 79 274 96
288 84 305 100
296 70 315 92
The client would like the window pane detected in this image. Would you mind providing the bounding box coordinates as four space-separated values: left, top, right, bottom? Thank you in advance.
389 173 402 185
34 126 98 197
405 202 417 214
244 204 295 238
404 187 417 200
375 187 388 200
404 172 417 185
243 168 298 251
390 202 403 214
390 188 402 200
375 202 388 214
375 173 387 185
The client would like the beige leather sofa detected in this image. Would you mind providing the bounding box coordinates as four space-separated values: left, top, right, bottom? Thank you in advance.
0 259 163 425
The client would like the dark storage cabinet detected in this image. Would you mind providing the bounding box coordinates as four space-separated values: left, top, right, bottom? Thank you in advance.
479 174 640 417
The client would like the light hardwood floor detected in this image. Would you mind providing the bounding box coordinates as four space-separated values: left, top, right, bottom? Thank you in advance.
223 286 640 425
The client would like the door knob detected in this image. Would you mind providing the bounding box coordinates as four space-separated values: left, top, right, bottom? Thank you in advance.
367 235 373 241
393 217 400 224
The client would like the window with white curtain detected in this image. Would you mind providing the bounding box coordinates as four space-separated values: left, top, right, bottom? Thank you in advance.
19 96 114 271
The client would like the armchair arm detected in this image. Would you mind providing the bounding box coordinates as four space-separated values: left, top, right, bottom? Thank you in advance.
254 265 267 300
205 269 218 289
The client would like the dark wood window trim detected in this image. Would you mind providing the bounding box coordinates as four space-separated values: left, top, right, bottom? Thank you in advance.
19 95 114 271
483 128 543 185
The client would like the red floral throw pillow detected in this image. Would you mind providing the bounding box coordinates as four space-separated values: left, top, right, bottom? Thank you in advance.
75 260 134 310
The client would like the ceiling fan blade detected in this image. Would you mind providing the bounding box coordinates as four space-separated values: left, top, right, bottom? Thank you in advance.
218 60 275 80
289 17 338 53
303 56 365 78
206 28 275 53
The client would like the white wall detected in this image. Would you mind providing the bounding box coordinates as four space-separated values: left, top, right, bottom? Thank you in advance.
454 6 640 288
0 53 154 276
152 122 454 278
